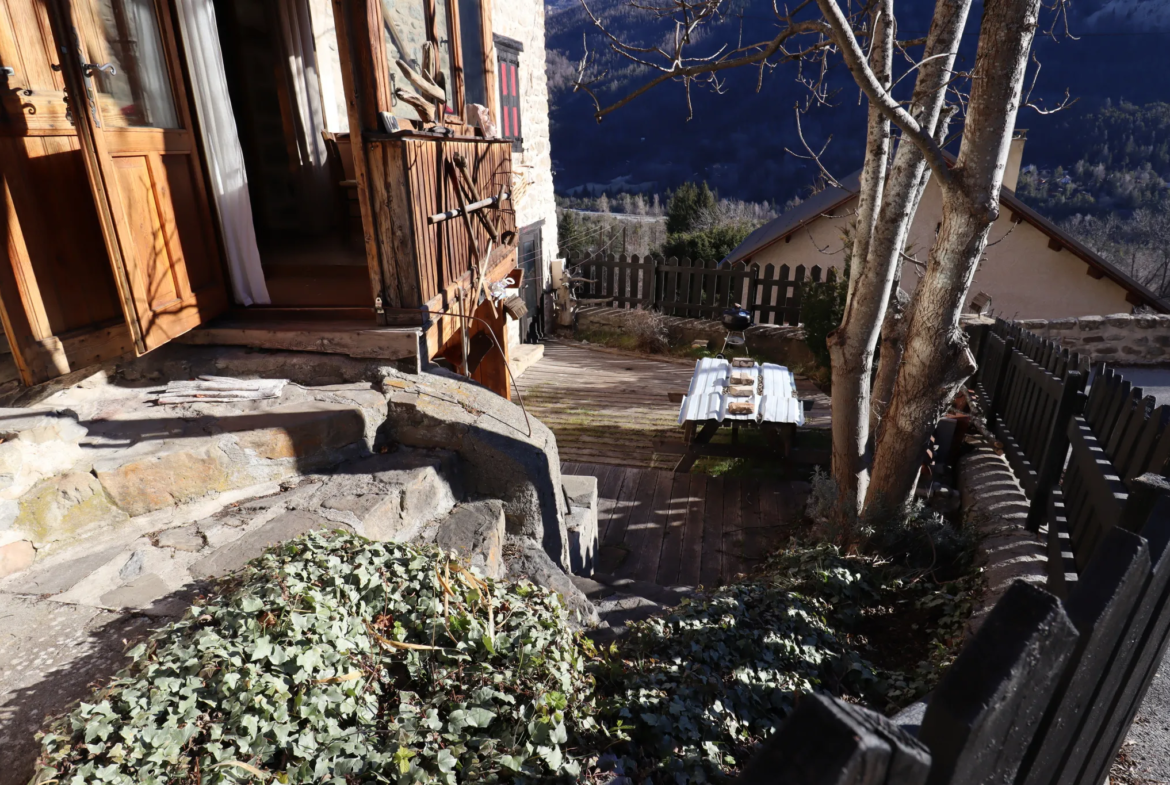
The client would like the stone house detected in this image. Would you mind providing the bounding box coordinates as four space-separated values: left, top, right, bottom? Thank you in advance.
723 136 1168 319
0 0 557 398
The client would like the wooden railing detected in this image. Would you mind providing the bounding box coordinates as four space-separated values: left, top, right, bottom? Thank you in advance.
569 252 837 326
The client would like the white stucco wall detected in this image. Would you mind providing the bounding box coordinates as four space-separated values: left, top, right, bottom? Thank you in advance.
745 180 1135 321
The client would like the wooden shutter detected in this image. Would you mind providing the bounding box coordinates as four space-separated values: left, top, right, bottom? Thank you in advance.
495 36 522 152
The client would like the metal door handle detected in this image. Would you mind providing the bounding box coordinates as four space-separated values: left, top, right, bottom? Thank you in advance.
82 62 116 77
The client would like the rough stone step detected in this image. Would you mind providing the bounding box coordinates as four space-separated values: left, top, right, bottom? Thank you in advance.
91 401 369 518
190 509 343 579
306 450 461 543
576 572 696 644
433 500 505 579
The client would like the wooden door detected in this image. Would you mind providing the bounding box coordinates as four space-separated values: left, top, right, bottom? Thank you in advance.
0 0 134 384
53 0 227 353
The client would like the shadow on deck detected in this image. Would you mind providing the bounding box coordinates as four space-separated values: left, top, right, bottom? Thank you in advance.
564 461 809 588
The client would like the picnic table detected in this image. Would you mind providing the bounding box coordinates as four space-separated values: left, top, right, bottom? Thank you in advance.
673 357 806 473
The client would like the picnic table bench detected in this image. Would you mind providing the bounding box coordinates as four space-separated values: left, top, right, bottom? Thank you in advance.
672 357 806 473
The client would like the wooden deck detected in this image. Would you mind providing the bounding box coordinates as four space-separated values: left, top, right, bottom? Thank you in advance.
514 341 695 467
564 461 806 587
515 340 829 468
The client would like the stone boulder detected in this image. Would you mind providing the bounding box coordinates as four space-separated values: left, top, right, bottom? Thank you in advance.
562 475 599 576
190 509 345 579
15 472 128 547
503 534 599 629
307 450 461 542
378 367 571 571
434 500 506 580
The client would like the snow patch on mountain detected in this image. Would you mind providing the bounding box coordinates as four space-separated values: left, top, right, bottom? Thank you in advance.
1086 0 1170 30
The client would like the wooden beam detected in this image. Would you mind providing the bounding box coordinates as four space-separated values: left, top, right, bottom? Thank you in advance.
379 141 423 309
332 0 390 324
55 320 133 370
1048 237 1064 252
480 0 497 121
1127 291 1147 307
1087 265 1106 280
178 319 421 361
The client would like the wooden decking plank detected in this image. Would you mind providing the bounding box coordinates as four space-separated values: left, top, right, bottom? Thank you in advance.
678 473 708 587
616 469 668 580
747 481 801 559
603 467 650 549
699 476 726 588
595 464 629 543
722 478 747 581
656 473 692 586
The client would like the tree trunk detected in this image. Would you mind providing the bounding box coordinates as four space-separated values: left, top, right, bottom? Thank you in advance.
827 0 892 525
869 106 958 439
870 284 910 437
824 0 970 527
866 0 1043 513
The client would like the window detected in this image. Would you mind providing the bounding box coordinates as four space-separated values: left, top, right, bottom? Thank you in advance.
381 0 486 123
495 34 522 152
382 0 429 121
457 0 487 107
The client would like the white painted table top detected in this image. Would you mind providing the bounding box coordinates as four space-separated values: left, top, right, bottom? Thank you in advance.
677 358 805 426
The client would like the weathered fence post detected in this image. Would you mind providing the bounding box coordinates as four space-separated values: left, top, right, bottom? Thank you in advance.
1027 368 1085 532
916 581 1079 785
737 693 930 785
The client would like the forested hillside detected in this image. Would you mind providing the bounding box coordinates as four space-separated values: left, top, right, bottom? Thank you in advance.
1014 102 1170 299
545 0 1170 206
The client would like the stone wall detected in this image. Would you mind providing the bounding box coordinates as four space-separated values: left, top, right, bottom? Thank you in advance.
577 307 818 369
493 0 558 351
1016 313 1170 364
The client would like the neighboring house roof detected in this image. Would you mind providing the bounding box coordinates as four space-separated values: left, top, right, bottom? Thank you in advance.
723 168 1169 313
722 171 861 265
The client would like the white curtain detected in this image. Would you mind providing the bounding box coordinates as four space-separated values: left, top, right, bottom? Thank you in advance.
277 0 332 230
116 0 179 128
175 0 271 305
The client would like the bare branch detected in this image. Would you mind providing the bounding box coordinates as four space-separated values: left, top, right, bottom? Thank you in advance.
785 105 843 189
813 0 952 186
1021 51 1079 115
572 0 831 121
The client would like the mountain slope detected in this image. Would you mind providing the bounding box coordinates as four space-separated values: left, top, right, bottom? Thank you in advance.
546 0 1170 203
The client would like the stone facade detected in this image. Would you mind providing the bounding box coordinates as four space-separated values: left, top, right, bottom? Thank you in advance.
493 0 559 347
577 307 818 370
1016 313 1170 364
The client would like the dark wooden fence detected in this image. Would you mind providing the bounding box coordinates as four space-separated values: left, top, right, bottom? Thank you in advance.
568 252 837 326
737 317 1170 785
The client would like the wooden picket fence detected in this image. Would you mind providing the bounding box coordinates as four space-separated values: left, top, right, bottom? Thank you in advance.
736 317 1170 785
567 252 837 325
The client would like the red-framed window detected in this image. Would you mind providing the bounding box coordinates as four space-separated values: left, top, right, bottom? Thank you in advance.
495 35 522 152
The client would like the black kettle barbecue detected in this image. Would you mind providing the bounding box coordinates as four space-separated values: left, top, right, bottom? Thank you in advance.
721 305 752 331
718 305 752 357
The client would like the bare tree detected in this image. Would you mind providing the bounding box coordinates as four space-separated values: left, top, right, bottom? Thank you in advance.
574 0 1048 525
